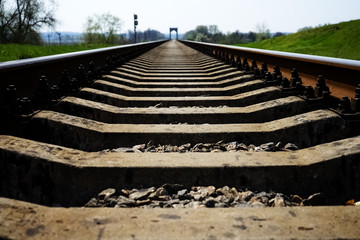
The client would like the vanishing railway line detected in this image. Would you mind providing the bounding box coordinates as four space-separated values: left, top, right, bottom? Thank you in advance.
1 40 360 239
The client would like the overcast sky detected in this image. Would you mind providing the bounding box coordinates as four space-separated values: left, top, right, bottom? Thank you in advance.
52 0 360 34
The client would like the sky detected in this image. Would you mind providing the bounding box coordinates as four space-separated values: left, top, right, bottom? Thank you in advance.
52 0 360 34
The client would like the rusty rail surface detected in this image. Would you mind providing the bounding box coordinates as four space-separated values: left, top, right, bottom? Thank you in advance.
180 40 360 99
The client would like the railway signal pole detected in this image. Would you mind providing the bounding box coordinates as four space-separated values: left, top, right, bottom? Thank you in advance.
134 14 138 43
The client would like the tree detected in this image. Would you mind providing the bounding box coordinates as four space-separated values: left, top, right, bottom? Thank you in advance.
195 25 208 36
184 25 258 44
184 25 211 42
141 29 164 42
0 0 56 44
184 30 197 40
210 32 223 43
83 13 123 44
246 31 257 42
297 26 313 32
208 25 219 35
195 33 209 42
273 32 285 38
255 22 270 41
208 25 223 42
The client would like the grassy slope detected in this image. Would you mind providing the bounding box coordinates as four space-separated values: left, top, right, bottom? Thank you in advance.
0 44 114 62
236 19 360 60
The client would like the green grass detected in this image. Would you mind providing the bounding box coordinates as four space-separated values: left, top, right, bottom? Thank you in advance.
236 19 360 60
0 43 115 62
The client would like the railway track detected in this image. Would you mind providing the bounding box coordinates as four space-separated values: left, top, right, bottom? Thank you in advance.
1 40 360 239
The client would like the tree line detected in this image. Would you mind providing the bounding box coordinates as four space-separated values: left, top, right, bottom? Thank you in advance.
1 0 285 46
82 13 165 44
0 0 165 45
184 24 285 44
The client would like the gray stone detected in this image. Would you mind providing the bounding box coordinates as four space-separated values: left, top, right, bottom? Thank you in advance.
254 147 261 152
302 193 325 206
216 186 237 203
216 186 230 196
155 146 165 152
166 199 180 205
291 195 303 203
238 143 248 151
116 196 136 208
192 192 204 201
225 196 235 204
121 189 131 196
260 142 275 151
284 143 299 150
85 198 98 207
228 187 238 198
196 186 216 197
257 191 267 197
215 143 227 151
249 196 261 204
178 143 191 152
129 187 156 200
132 144 145 152
107 197 119 207
177 189 187 197
146 140 154 148
193 143 204 149
260 196 270 205
136 199 152 206
149 187 169 200
215 140 224 145
177 189 191 200
98 188 116 201
84 185 328 209
273 194 286 207
145 146 156 152
114 141 302 153
191 147 203 152
164 145 176 152
226 141 238 151
157 195 171 201
215 195 227 203
204 197 218 208
248 144 256 150
111 147 134 153
240 191 255 201
203 143 214 149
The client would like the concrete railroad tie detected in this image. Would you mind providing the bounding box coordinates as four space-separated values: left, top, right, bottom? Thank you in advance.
1 40 360 240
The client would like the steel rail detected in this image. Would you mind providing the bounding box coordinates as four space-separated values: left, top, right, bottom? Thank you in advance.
0 40 167 103
180 40 360 99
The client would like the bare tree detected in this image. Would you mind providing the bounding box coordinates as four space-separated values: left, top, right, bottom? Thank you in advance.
83 13 123 44
195 25 208 36
0 0 56 44
255 22 270 41
208 25 219 35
